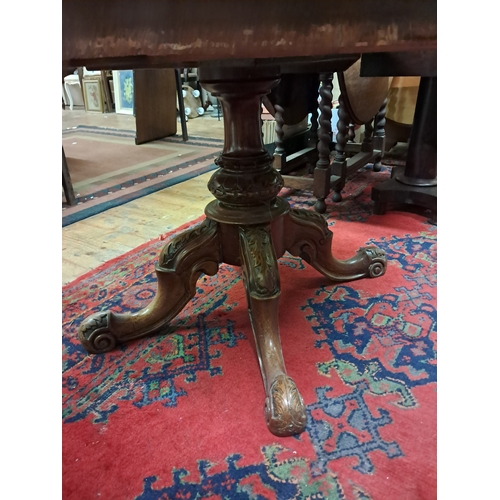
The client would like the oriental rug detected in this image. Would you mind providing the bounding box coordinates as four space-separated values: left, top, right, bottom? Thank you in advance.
62 126 222 227
62 166 437 499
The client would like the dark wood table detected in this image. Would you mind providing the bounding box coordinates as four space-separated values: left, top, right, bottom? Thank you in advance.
63 0 437 437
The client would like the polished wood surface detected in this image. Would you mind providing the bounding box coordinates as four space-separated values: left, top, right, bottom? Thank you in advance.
62 0 436 69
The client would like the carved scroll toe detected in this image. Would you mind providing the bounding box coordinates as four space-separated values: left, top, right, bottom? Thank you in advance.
358 246 387 278
78 312 117 354
265 375 307 437
285 209 387 282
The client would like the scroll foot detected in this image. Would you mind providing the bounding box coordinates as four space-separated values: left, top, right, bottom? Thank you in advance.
239 224 307 436
78 312 117 354
78 218 221 354
285 208 387 282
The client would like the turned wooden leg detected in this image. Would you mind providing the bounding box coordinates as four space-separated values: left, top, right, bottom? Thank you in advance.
348 122 356 142
313 72 333 214
307 106 319 174
284 209 386 281
239 224 306 437
362 119 374 152
273 102 286 171
372 98 387 172
78 219 221 353
330 93 349 203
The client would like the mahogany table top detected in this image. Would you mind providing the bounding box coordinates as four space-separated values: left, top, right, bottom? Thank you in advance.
62 0 436 70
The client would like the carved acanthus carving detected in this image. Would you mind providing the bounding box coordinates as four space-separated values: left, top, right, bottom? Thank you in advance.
160 218 218 269
208 153 284 206
289 208 330 242
285 208 387 282
239 226 280 299
265 375 307 437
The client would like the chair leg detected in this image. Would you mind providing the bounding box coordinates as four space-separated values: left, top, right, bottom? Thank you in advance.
273 102 286 171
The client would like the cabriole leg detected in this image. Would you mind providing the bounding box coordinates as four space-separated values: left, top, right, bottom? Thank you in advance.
239 224 307 437
78 219 221 353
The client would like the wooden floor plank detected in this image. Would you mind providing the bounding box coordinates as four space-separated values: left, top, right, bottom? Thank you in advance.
62 112 221 285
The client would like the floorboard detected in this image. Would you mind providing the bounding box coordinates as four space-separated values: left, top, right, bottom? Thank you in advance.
62 108 222 285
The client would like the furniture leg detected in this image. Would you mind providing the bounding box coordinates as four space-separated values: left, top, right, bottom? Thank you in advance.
362 118 374 152
239 224 306 436
175 69 189 141
313 72 333 213
307 106 319 174
371 77 437 217
348 122 356 142
372 98 387 172
329 93 348 203
308 106 319 147
273 101 286 171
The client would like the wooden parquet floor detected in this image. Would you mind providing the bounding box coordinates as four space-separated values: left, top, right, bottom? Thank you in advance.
62 109 225 285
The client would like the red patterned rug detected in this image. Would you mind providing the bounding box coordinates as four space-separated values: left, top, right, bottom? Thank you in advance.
62 166 437 499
